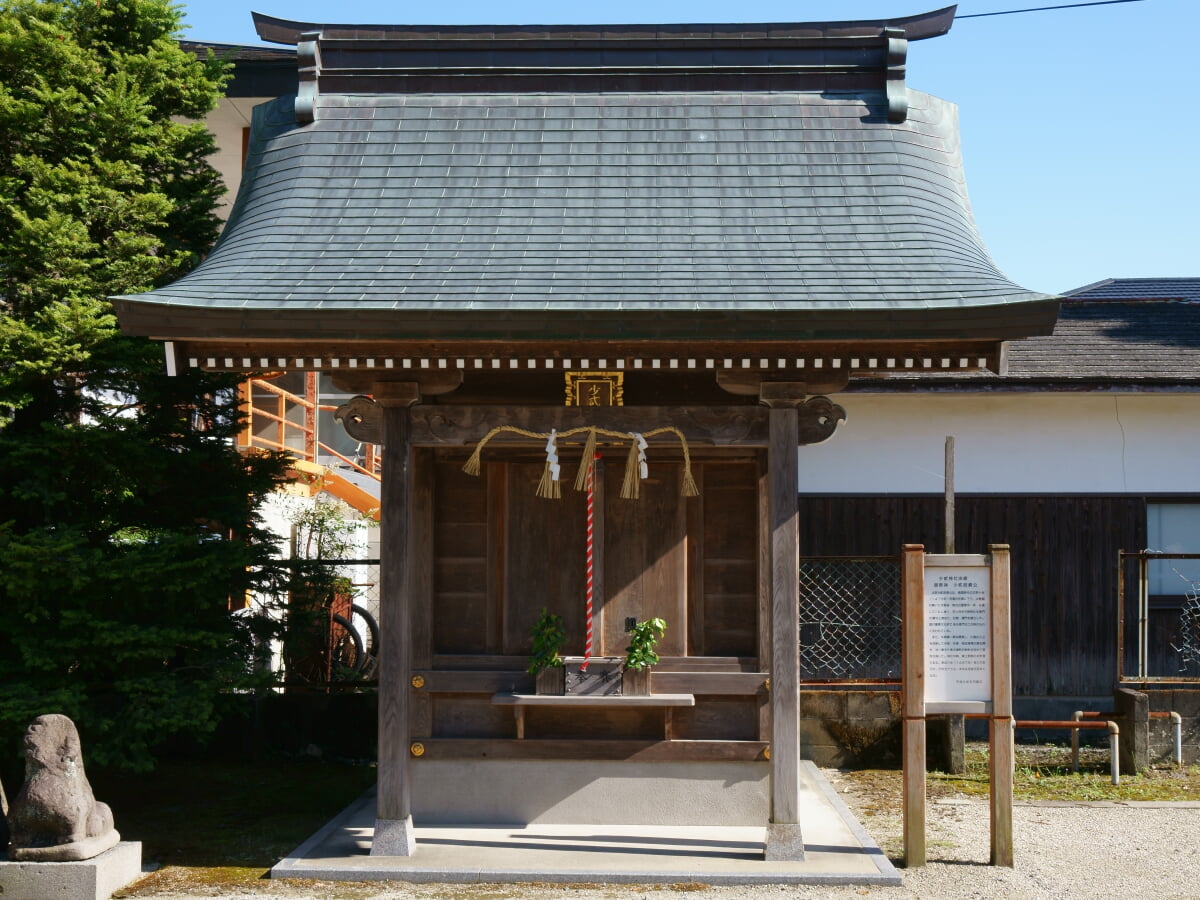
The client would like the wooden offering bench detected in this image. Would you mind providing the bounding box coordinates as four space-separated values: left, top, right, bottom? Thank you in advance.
493 693 696 740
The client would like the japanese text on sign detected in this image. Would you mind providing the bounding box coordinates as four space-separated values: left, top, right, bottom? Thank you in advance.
924 566 991 703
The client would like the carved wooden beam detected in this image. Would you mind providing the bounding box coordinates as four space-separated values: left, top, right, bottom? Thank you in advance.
408 405 769 447
337 400 836 449
334 380 424 445
335 395 383 443
757 384 846 446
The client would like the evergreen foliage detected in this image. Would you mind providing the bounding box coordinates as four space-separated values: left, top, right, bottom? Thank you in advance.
0 0 291 770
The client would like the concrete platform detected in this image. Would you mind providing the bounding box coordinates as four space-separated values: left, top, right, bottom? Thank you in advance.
272 762 900 886
0 841 142 900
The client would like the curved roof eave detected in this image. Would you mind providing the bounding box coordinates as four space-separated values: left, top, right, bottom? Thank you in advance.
116 33 1060 346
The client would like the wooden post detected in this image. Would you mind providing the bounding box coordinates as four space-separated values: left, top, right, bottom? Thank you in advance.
944 437 954 555
938 437 967 775
371 382 420 857
762 393 804 861
988 544 1014 867
901 544 927 867
756 450 772 743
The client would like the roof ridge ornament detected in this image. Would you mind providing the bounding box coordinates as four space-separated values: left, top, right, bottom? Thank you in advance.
884 27 909 123
296 30 320 124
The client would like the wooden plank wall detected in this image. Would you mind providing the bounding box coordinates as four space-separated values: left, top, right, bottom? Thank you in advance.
798 495 1147 699
604 461 687 656
700 462 759 657
425 452 763 750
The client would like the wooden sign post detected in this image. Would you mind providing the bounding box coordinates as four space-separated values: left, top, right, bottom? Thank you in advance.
902 543 1013 868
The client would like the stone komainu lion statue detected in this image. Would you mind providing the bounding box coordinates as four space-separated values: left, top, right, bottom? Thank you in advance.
7 714 120 861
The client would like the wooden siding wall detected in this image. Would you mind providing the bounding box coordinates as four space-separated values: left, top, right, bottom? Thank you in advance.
798 495 1147 699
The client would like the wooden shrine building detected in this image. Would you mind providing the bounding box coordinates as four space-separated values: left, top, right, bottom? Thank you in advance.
114 6 1059 859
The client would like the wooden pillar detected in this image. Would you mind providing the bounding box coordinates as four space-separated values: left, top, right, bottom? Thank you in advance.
762 388 804 861
901 544 927 867
371 382 420 856
988 544 1014 867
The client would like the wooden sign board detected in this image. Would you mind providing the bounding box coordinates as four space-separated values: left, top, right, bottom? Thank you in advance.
564 372 624 407
903 545 1012 869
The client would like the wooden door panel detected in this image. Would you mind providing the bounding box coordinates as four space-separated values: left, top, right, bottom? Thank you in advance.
503 462 588 655
602 461 687 656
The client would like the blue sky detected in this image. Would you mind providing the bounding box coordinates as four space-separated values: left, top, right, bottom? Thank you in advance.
179 1 1195 295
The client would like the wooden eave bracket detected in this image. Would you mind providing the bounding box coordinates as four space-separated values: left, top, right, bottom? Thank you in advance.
330 370 462 396
335 396 383 444
756 383 847 445
717 372 850 397
333 373 463 445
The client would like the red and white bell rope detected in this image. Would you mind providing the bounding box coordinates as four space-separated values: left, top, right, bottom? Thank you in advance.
582 452 598 671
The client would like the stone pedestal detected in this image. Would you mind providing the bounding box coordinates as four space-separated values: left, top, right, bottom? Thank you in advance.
371 815 416 856
764 822 806 861
1114 686 1149 774
927 714 966 774
0 841 142 900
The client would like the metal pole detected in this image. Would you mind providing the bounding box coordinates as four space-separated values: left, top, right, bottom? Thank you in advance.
1109 723 1120 786
1071 711 1081 772
1117 552 1126 681
1138 555 1149 680
1172 712 1183 767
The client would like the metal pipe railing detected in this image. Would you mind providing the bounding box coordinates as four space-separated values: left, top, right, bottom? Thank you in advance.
963 715 1121 784
1072 709 1183 768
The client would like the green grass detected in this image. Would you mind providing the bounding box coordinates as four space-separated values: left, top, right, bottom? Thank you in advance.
929 743 1200 803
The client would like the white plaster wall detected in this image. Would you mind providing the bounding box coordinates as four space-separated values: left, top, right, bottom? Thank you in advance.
259 491 296 557
199 96 274 219
798 392 1200 495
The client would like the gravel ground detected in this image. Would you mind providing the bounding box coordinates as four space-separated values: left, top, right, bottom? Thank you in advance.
124 790 1200 900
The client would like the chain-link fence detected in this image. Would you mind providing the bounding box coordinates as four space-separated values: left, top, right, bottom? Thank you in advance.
800 555 902 682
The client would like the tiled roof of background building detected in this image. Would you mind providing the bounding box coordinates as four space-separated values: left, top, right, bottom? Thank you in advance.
1063 278 1200 304
850 296 1200 388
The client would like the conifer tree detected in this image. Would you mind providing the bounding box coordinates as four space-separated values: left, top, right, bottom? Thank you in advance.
0 0 290 770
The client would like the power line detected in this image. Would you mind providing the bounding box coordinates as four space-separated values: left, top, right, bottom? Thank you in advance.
958 0 1145 19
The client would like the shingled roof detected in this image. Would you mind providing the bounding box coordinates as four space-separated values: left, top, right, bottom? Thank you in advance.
1063 278 1200 304
114 7 1058 346
180 40 296 99
845 297 1200 389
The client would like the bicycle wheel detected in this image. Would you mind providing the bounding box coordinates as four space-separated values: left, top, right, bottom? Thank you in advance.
330 613 367 676
352 604 380 657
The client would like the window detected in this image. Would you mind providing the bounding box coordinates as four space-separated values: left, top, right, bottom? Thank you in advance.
1147 503 1200 597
